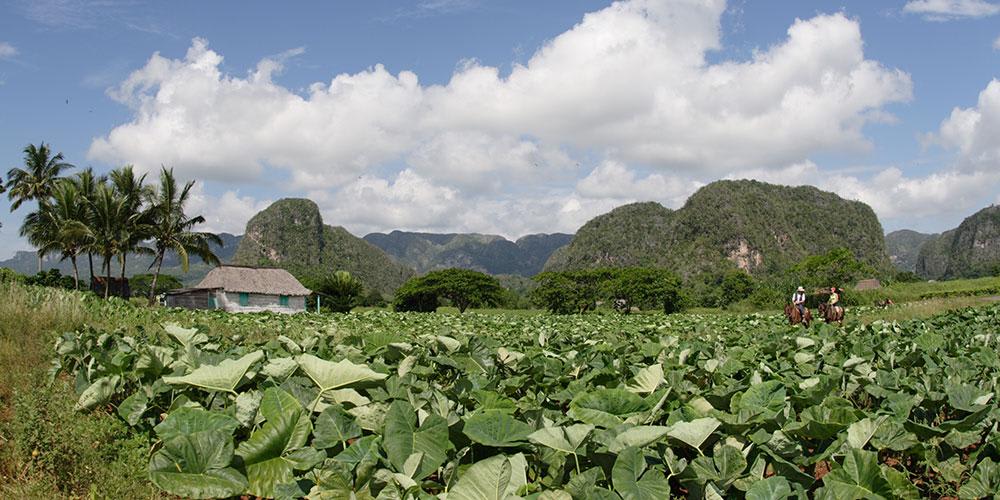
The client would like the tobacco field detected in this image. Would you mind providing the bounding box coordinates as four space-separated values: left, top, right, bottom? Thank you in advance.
51 306 1000 499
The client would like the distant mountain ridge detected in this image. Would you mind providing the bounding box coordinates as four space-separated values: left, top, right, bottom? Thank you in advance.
545 180 892 278
232 198 415 294
915 205 1000 280
363 230 573 276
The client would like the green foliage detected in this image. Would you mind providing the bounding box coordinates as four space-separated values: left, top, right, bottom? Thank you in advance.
547 180 893 278
790 248 875 289
0 267 24 284
394 268 504 313
129 273 182 297
917 205 1000 280
719 270 756 308
232 198 415 295
23 269 75 289
603 267 684 313
304 270 365 313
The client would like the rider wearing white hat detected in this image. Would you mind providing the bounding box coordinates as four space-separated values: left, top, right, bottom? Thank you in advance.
792 286 807 316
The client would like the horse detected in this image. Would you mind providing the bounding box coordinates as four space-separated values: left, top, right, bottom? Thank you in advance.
875 298 894 309
784 303 812 327
818 302 844 325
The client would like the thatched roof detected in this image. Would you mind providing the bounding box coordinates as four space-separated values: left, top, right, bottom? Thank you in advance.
196 265 311 296
855 279 882 291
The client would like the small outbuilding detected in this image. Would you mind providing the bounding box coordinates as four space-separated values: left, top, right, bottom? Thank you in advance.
166 265 312 314
854 279 882 291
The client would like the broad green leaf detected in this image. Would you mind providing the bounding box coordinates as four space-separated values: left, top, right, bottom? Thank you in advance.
261 356 299 380
234 390 262 427
296 354 388 399
314 405 362 449
815 448 893 500
154 407 240 442
334 435 381 465
437 335 462 352
148 429 247 499
75 375 119 411
734 380 786 418
236 388 313 498
625 364 664 394
383 400 452 480
163 323 208 348
163 350 263 393
463 410 533 448
569 389 651 427
118 391 148 426
612 447 671 500
528 424 594 454
448 454 513 500
847 416 887 449
667 417 720 450
607 426 671 454
746 476 792 500
959 458 1000 499
882 466 920 500
947 383 994 413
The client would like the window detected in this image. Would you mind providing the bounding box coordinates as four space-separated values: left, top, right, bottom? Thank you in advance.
208 294 216 309
279 295 289 306
239 292 249 306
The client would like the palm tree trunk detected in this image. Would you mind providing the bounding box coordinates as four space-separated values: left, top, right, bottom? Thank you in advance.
87 253 94 286
120 252 127 281
103 255 111 299
37 252 42 274
71 255 79 290
148 250 165 306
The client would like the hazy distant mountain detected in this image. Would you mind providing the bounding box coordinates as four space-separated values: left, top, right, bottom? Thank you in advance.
363 231 573 276
885 230 937 273
545 179 892 278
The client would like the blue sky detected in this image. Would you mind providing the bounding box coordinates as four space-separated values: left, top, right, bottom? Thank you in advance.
1 0 999 259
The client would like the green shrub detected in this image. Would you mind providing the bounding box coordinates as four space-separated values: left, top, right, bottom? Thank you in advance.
394 269 504 313
128 272 182 298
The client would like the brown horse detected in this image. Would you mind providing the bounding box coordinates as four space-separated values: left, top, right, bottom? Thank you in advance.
784 303 812 327
818 302 844 325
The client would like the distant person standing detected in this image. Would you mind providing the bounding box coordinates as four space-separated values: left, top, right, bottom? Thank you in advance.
792 286 807 317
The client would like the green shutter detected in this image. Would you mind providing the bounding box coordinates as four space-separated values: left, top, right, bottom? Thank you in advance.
208 294 216 308
239 292 249 306
279 295 289 306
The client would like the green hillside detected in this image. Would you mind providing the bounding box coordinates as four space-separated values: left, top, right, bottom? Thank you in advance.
916 205 1000 280
545 180 891 278
232 198 414 294
363 231 572 276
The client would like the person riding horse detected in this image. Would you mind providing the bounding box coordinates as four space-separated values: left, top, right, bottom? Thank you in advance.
791 286 807 317
828 286 842 315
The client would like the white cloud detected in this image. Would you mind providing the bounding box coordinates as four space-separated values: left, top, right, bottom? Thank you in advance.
929 79 1000 170
995 35 1000 50
89 2 911 192
730 160 1000 222
185 183 273 235
903 0 1000 20
576 160 701 207
0 42 17 60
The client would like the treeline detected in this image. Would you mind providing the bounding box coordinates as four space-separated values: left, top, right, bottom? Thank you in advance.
2 143 219 302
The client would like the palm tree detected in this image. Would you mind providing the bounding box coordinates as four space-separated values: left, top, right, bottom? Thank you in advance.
6 143 74 271
145 168 221 305
70 168 106 282
109 166 153 281
35 182 91 289
89 183 127 298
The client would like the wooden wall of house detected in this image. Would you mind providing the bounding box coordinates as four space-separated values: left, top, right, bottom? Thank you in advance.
165 290 215 310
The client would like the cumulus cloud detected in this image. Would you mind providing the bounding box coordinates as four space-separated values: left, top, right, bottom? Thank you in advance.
730 160 1000 223
0 42 17 60
89 2 910 189
928 79 1000 170
903 0 1000 20
185 184 273 235
576 160 701 207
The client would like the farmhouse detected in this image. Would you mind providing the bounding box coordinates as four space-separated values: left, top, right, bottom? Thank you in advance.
165 265 311 313
855 278 882 291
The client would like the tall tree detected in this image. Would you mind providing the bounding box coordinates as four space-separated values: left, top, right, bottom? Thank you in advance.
109 166 153 280
89 183 127 298
145 168 221 305
70 168 105 281
6 143 74 271
35 182 91 289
